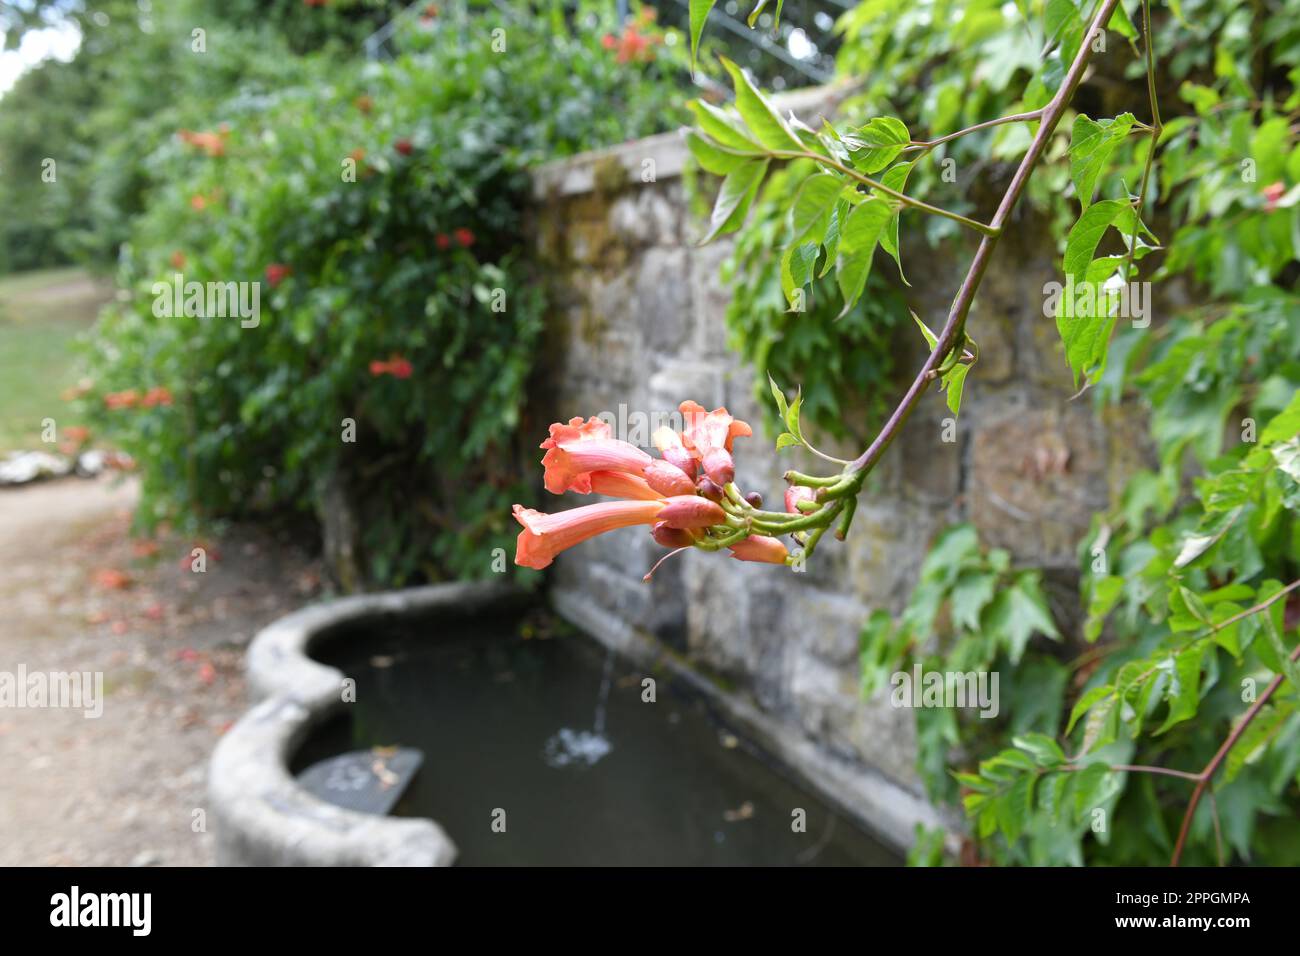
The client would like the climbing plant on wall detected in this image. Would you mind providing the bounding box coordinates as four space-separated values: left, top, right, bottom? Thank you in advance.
512 0 1300 865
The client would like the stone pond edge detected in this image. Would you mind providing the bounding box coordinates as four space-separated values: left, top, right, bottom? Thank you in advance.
208 580 527 867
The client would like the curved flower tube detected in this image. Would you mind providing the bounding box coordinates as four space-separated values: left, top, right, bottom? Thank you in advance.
542 435 652 495
513 500 664 570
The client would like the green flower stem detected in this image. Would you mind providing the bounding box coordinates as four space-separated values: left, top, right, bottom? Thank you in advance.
799 522 833 560
835 496 857 541
784 470 845 488
819 472 865 500
722 482 749 508
693 527 749 551
754 500 843 535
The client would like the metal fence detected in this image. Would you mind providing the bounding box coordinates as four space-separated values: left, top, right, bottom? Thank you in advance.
363 0 850 90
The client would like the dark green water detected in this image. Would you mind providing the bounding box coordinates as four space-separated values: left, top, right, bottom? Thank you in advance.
299 609 900 866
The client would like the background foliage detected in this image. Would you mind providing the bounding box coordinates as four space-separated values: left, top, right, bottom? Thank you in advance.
820 0 1300 865
20 2 693 587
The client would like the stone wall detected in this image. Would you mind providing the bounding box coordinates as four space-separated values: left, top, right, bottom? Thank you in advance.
526 99 1150 849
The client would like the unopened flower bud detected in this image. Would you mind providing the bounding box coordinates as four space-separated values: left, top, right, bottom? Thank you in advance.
696 476 723 501
652 426 698 478
658 495 726 530
728 535 790 564
744 492 763 509
651 522 696 549
644 459 696 497
784 485 817 514
701 447 735 486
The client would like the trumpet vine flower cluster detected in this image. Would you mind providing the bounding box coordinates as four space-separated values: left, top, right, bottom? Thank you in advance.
512 400 864 576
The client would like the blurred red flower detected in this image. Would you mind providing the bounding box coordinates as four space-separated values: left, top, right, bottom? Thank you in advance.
103 390 139 410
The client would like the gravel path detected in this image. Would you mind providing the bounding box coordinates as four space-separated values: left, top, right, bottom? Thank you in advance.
0 475 320 865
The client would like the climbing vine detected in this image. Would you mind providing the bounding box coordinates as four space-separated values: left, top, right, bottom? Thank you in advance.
513 0 1300 865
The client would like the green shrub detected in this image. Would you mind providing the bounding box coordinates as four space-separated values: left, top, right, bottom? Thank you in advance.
77 8 691 588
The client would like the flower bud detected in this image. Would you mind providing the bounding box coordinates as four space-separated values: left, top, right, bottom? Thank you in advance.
728 535 790 564
701 447 735 487
657 495 726 530
644 459 696 497
696 476 723 501
744 492 763 509
652 426 698 478
784 485 817 514
651 522 696 549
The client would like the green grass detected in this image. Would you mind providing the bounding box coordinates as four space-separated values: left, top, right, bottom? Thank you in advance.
0 268 112 452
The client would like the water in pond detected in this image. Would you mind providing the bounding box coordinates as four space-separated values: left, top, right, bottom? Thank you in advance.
299 609 900 866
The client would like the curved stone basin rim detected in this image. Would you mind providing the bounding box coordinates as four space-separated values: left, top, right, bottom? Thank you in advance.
209 580 528 867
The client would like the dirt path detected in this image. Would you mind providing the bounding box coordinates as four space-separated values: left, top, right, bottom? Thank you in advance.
0 475 321 865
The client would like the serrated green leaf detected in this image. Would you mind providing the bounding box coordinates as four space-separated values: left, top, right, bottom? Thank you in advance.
1154 643 1205 735
952 571 997 632
1085 575 1124 642
779 241 818 310
703 159 768 243
1081 695 1118 753
1058 199 1131 384
850 117 910 174
943 362 970 416
1260 612 1300 692
688 99 761 152
1014 732 1067 767
1069 113 1136 210
685 131 751 176
1063 199 1130 281
984 576 1061 664
1000 773 1035 843
835 198 890 315
775 431 802 450
789 172 841 245
1067 685 1112 735
878 161 913 285
1226 700 1296 782
1038 771 1072 818
767 374 789 419
688 0 716 74
720 56 803 153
